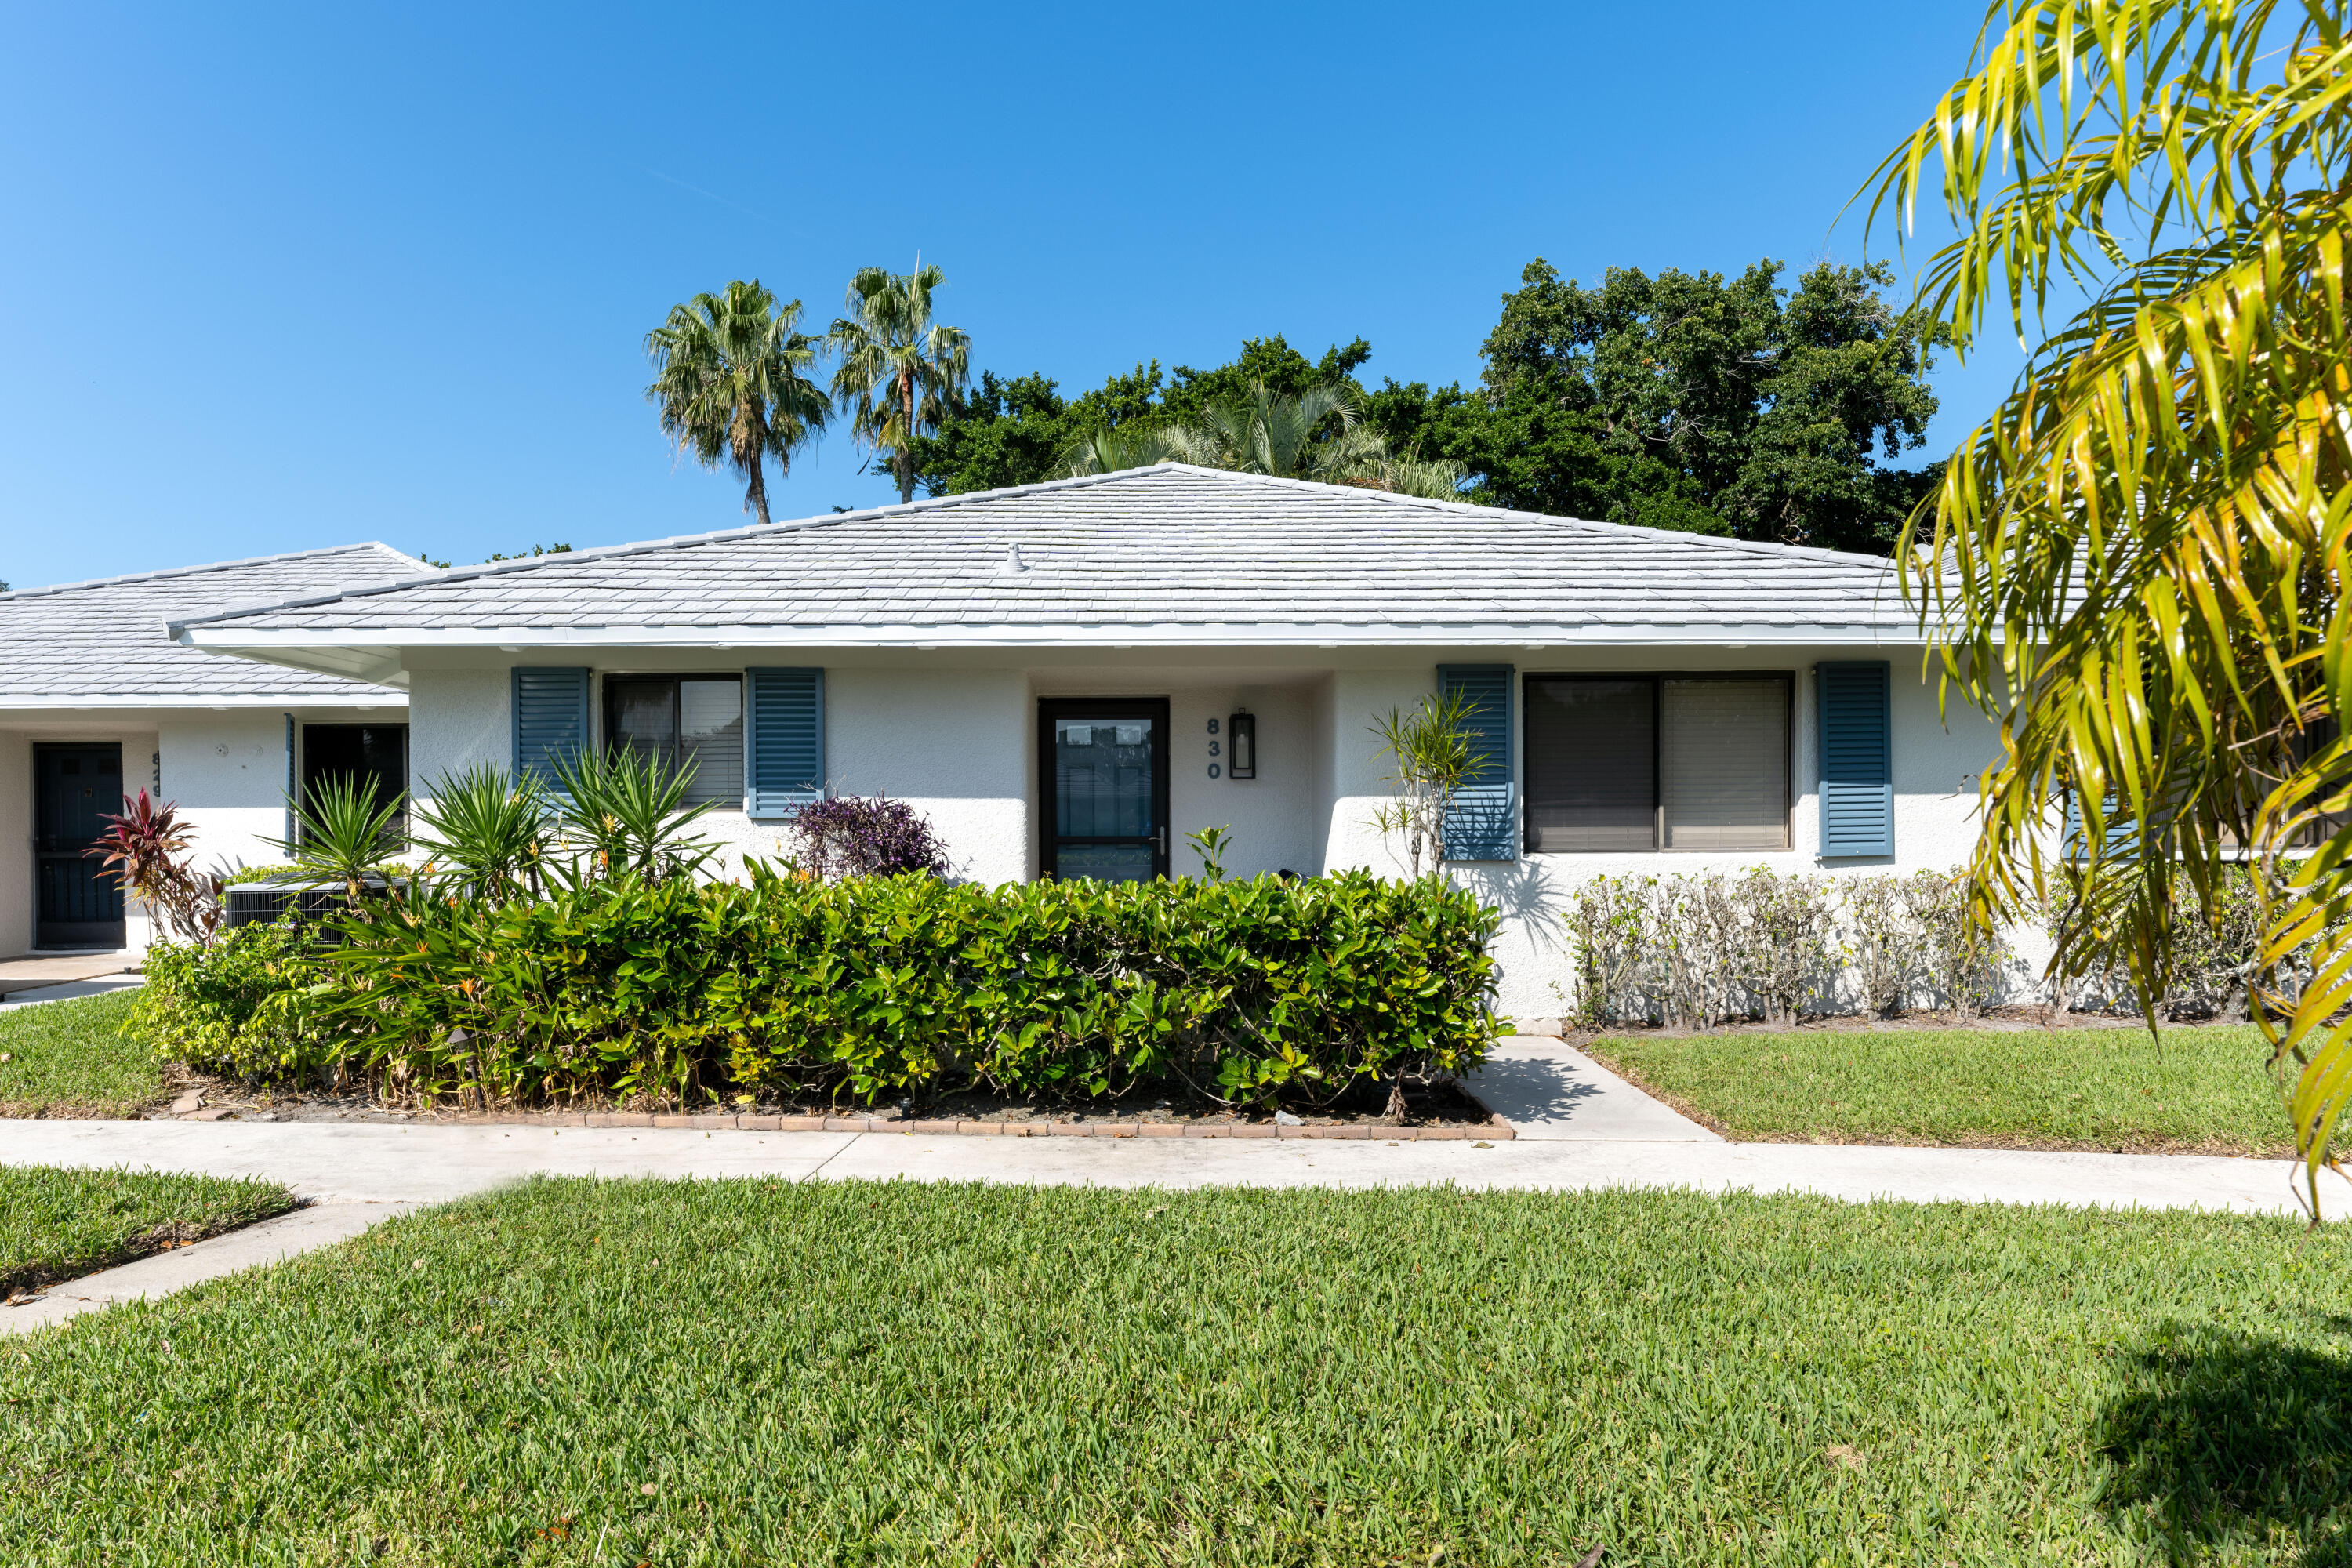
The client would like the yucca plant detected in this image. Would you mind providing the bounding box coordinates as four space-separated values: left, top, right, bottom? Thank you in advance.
411 764 554 901
266 775 405 911
1868 0 2352 1209
548 746 719 882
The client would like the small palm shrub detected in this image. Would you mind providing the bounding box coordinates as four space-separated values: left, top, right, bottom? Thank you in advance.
410 764 554 900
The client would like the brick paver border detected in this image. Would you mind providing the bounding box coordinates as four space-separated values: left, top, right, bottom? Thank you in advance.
419 1110 1514 1141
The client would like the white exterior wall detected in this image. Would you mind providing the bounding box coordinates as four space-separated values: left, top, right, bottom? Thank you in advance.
403 663 1034 885
1315 649 1995 1018
160 713 289 881
0 728 29 957
394 648 2006 1021
826 666 1029 885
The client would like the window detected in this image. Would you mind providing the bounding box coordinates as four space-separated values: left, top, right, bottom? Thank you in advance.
301 724 408 837
1524 673 1791 852
602 675 744 808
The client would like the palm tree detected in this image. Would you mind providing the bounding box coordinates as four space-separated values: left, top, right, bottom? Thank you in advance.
1867 0 2352 1207
1157 382 1467 498
644 281 828 527
828 263 970 503
1061 424 1181 477
1163 382 1363 479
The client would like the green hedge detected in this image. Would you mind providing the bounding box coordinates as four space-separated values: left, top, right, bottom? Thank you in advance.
140 869 1501 1110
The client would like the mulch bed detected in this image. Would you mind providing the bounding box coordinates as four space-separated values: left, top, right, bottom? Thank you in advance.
142 1067 1513 1141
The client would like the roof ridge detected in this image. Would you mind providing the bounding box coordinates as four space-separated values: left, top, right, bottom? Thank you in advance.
165 466 1225 632
0 542 433 604
1150 466 1897 566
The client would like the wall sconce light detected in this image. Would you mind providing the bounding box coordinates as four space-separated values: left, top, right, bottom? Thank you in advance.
1227 710 1256 779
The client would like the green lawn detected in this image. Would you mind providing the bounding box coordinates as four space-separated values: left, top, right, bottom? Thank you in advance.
0 989 161 1118
7 1178 2352 1563
1590 1023 2292 1154
0 1165 295 1297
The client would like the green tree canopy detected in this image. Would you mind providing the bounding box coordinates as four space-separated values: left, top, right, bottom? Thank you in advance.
1367 259 1946 550
907 336 1370 497
912 277 1937 550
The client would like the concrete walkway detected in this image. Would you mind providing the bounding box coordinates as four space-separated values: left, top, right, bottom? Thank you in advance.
6 1201 408 1334
0 975 144 1011
1468 1036 1722 1141
0 950 136 993
0 1116 2317 1215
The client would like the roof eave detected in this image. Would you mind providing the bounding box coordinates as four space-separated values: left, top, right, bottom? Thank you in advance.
177 622 1938 653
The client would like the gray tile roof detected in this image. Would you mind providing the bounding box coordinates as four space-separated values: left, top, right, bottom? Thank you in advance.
173 467 1921 646
1 543 427 702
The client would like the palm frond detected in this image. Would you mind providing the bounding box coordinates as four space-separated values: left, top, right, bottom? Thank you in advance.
1869 0 2352 1212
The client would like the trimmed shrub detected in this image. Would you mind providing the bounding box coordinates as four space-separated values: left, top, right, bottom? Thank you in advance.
167 869 1500 1111
136 920 332 1078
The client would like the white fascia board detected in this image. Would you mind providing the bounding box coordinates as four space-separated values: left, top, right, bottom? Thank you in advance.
0 694 408 710
182 621 1940 652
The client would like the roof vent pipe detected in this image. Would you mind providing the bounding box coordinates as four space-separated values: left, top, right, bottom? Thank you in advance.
1001 543 1027 575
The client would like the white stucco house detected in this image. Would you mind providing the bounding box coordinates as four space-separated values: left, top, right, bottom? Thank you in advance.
1 543 427 956
166 466 1998 1014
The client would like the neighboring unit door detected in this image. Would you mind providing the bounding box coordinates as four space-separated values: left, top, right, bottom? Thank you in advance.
34 743 125 949
1039 699 1169 881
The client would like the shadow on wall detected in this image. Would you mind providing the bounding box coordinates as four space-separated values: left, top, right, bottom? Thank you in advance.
2096 1319 2352 1563
1467 858 1572 960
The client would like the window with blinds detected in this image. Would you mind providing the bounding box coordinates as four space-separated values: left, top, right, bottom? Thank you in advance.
1524 673 1791 853
602 674 745 808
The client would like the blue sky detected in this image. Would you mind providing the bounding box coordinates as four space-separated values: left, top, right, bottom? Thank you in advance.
0 0 2023 590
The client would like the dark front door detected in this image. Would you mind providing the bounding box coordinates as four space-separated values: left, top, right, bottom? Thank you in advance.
34 743 125 948
1039 699 1169 881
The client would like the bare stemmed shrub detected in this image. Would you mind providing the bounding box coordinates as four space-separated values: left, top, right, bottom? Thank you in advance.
1559 866 2002 1026
1841 875 1917 1016
1563 876 1650 1027
1737 869 1836 1025
1900 871 2002 1017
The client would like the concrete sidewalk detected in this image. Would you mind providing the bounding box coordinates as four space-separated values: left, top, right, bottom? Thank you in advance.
4 1051 2325 1334
5 1201 407 1334
1 1116 2317 1216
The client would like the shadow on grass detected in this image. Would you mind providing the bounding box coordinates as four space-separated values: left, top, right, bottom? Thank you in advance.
2098 1319 2352 1563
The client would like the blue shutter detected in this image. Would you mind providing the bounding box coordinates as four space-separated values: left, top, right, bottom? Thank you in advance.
512 667 590 794
1817 660 1893 856
1439 664 1516 862
746 667 824 817
2063 790 2133 862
